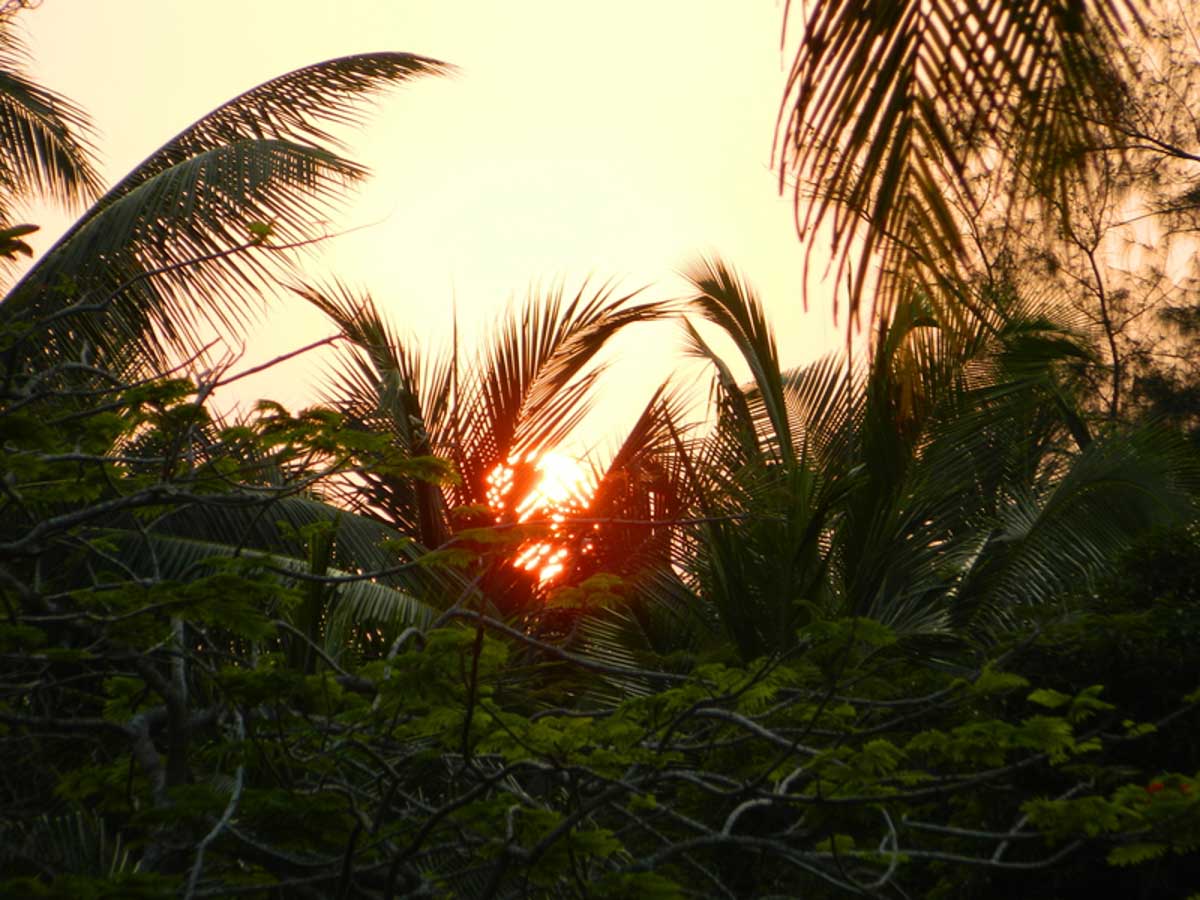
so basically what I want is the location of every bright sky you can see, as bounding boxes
[18,1,840,454]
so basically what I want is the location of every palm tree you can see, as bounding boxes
[639,258,1195,663]
[297,279,678,625]
[0,40,454,663]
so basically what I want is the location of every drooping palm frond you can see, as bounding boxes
[2,52,449,368]
[0,811,133,881]
[568,384,695,581]
[109,529,435,663]
[0,20,101,228]
[835,285,1095,636]
[777,0,1143,325]
[107,52,451,188]
[9,141,365,369]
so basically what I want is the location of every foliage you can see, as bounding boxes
[2,4,1200,897]
[0,47,448,372]
[3,274,1197,896]
[5,410,1200,898]
[777,0,1146,325]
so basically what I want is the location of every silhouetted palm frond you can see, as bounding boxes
[0,20,101,229]
[777,0,1143,326]
[2,53,449,369]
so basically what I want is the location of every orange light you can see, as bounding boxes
[514,452,592,522]
[486,452,593,583]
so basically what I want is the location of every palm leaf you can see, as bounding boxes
[685,257,795,463]
[0,20,101,226]
[0,810,132,879]
[468,281,666,469]
[8,141,363,367]
[146,493,459,606]
[109,529,435,641]
[777,0,1143,325]
[298,281,454,546]
[952,426,1199,631]
[2,52,449,367]
[567,384,694,581]
[780,353,859,469]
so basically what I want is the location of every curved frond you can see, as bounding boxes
[323,578,435,651]
[299,280,454,546]
[147,493,459,605]
[777,0,1143,324]
[685,257,794,462]
[455,281,667,500]
[953,426,1198,630]
[781,353,859,468]
[7,141,362,367]
[0,22,101,225]
[680,318,762,467]
[567,384,695,580]
[108,51,452,194]
[3,52,449,366]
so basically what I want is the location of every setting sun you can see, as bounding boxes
[515,452,592,520]
[486,452,593,582]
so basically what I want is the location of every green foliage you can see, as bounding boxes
[3,8,1199,897]
[3,366,1199,896]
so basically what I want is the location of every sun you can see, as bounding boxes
[515,452,592,519]
[485,451,593,582]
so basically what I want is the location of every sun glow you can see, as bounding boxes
[485,452,593,583]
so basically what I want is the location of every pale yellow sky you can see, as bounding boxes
[17,1,840,453]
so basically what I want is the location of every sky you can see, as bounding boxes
[17,1,842,455]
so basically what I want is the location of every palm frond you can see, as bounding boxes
[953,426,1198,631]
[568,385,694,580]
[8,141,363,367]
[3,52,449,366]
[777,0,1143,324]
[323,577,435,651]
[679,319,763,469]
[780,353,859,469]
[109,528,434,643]
[455,281,667,500]
[298,281,455,545]
[0,21,101,225]
[685,257,794,463]
[490,282,664,454]
[146,494,459,605]
[110,52,451,191]
[0,810,132,879]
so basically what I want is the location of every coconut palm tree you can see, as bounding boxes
[295,279,681,626]
[633,258,1196,663]
[0,39,454,662]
